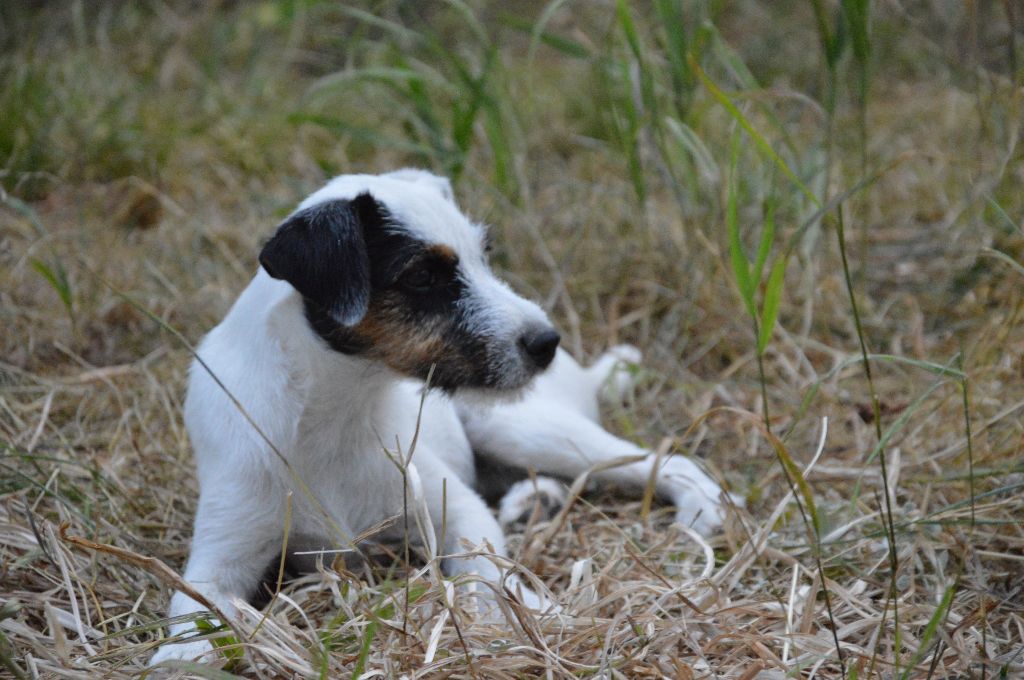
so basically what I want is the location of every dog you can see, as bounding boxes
[150,169,726,665]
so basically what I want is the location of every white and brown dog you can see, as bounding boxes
[150,169,726,664]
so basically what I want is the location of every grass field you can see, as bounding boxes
[2,2,1023,678]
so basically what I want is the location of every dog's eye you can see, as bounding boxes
[399,265,441,292]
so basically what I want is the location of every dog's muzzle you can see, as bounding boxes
[519,326,560,370]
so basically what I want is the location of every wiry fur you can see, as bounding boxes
[150,169,726,666]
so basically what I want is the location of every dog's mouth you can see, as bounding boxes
[409,327,558,395]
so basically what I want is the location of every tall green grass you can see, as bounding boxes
[298,3,521,197]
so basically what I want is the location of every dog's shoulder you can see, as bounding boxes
[184,270,311,455]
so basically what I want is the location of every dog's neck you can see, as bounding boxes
[254,273,405,424]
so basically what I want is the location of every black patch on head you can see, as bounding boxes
[270,191,534,392]
[297,213,505,391]
[259,193,383,326]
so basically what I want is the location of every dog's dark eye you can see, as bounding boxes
[399,265,441,292]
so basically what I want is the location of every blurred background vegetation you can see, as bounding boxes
[3,0,1021,375]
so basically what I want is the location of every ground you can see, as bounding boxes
[1,2,1023,678]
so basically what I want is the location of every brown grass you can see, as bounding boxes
[2,2,1023,678]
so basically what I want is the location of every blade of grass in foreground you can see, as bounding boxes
[765,424,845,679]
[350,619,378,680]
[835,204,902,676]
[725,132,755,318]
[980,247,1024,278]
[907,583,956,680]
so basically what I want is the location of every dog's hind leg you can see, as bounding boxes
[520,346,643,424]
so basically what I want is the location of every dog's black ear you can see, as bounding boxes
[259,194,382,326]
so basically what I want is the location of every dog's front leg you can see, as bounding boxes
[462,404,728,535]
[415,463,552,612]
[149,494,283,666]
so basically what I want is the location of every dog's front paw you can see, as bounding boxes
[673,490,726,536]
[606,343,642,366]
[666,461,736,536]
[595,344,643,403]
[149,638,218,667]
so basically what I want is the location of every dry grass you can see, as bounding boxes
[2,2,1024,678]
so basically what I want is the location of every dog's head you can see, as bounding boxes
[258,169,560,393]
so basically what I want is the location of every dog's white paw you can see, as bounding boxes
[498,477,567,528]
[673,485,746,536]
[595,344,643,403]
[149,638,218,667]
[606,343,643,366]
[665,459,738,536]
[673,490,726,536]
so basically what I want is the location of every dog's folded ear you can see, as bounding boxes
[259,193,382,326]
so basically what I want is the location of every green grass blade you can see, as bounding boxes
[864,354,965,379]
[707,22,760,91]
[525,0,585,69]
[615,0,643,62]
[986,194,1024,235]
[613,55,646,202]
[663,116,719,183]
[957,352,976,530]
[688,54,820,208]
[842,0,871,64]
[29,257,73,317]
[810,0,845,69]
[350,619,378,680]
[308,67,452,96]
[899,583,956,680]
[785,352,963,445]
[440,0,489,46]
[779,155,906,261]
[483,98,516,195]
[726,133,754,316]
[0,193,47,237]
[334,6,421,44]
[753,198,776,284]
[653,0,692,113]
[757,257,785,354]
[615,0,661,204]
[287,113,434,156]
[864,373,948,466]
[449,52,492,155]
[766,430,820,537]
[980,247,1024,278]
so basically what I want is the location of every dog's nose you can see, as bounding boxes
[519,327,560,369]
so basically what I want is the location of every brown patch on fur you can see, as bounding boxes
[424,244,457,263]
[346,291,479,386]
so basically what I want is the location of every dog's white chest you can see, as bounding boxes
[289,379,475,540]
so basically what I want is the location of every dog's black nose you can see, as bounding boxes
[520,327,560,369]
